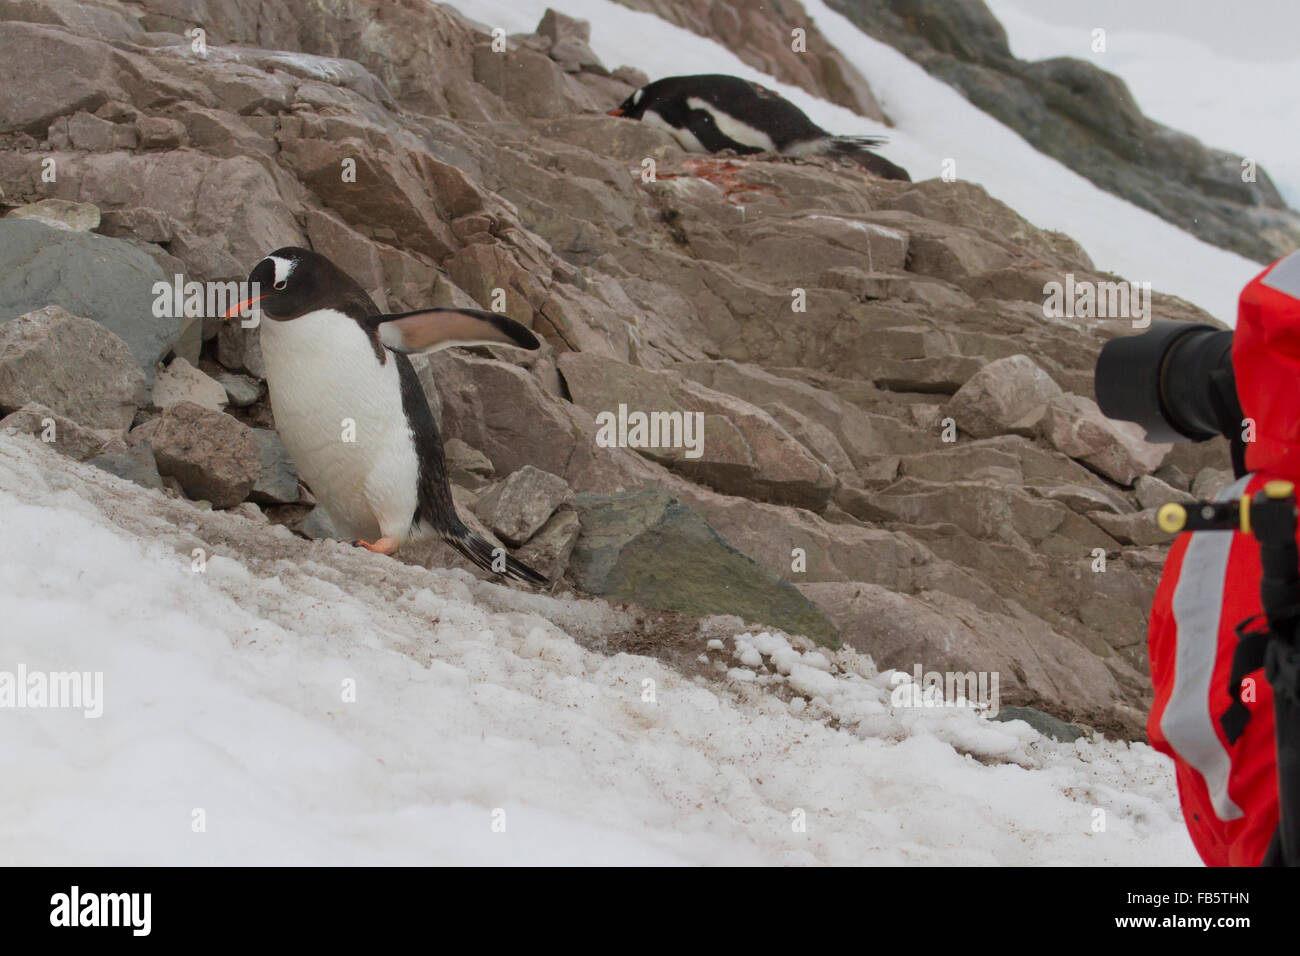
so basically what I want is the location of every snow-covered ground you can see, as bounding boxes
[450,0,1265,324]
[0,438,1197,864]
[987,0,1300,211]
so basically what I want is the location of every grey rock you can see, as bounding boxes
[217,322,266,379]
[0,221,199,381]
[473,464,571,546]
[297,506,341,541]
[0,22,124,134]
[216,371,262,407]
[249,429,299,505]
[538,8,592,43]
[472,42,585,120]
[514,507,581,582]
[88,437,163,490]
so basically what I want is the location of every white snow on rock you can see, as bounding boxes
[450,0,1263,323]
[0,436,1197,864]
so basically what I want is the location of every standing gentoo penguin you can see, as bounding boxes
[609,74,910,182]
[226,247,547,586]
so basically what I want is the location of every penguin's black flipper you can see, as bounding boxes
[372,308,541,355]
[444,520,549,587]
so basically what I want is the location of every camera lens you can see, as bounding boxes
[1095,320,1235,444]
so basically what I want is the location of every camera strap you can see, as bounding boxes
[1222,614,1272,745]
[1208,364,1247,478]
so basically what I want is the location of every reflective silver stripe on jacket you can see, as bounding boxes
[1164,473,1253,821]
[1262,250,1300,300]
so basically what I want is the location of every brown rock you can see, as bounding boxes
[1088,509,1170,547]
[0,403,110,461]
[151,358,227,412]
[1040,393,1170,485]
[558,351,835,508]
[800,581,1126,729]
[946,354,1062,439]
[0,305,146,431]
[444,438,494,488]
[1134,474,1196,510]
[132,402,260,507]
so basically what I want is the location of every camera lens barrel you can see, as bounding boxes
[1094,320,1233,444]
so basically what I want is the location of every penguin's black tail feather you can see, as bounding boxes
[444,520,548,588]
[829,133,889,150]
[825,136,912,182]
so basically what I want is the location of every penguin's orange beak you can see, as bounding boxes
[607,108,625,116]
[223,295,264,318]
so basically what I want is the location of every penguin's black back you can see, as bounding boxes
[639,74,828,151]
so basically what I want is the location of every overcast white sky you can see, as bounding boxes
[993,0,1300,60]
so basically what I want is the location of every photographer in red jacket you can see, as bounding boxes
[1126,252,1300,866]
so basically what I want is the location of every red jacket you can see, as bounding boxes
[1148,251,1300,866]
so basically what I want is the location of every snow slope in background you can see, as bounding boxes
[987,0,1300,211]
[0,438,1198,864]
[449,0,1262,323]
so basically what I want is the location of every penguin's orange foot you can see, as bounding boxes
[356,537,398,556]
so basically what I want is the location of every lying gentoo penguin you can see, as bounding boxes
[609,74,911,182]
[226,247,547,586]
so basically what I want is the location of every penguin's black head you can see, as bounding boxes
[238,247,356,321]
[608,85,652,120]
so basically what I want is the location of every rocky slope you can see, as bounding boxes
[824,0,1300,263]
[0,0,1236,737]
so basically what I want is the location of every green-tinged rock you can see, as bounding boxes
[994,705,1086,743]
[569,489,840,648]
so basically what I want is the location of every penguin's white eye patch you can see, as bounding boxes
[267,255,296,288]
[632,89,642,105]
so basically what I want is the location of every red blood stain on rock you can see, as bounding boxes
[658,158,782,206]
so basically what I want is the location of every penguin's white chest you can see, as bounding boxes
[259,309,420,543]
